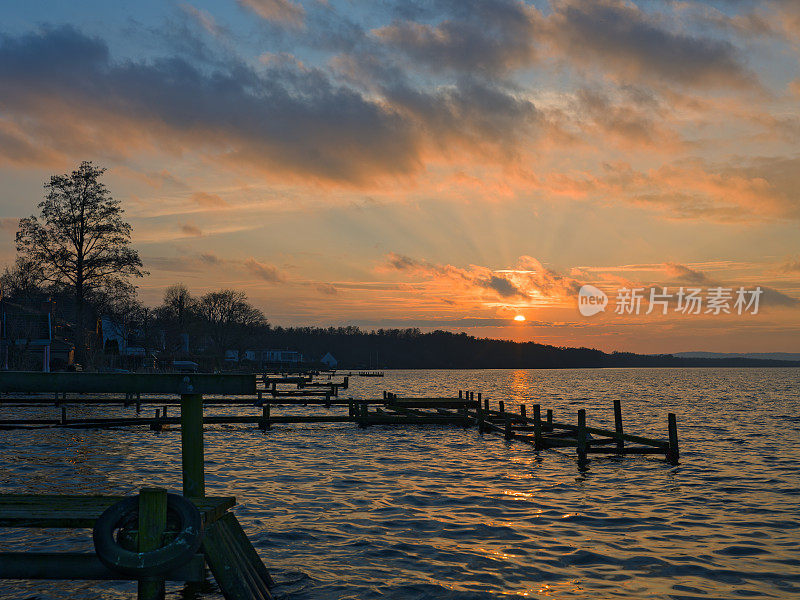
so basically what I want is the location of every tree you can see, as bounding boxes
[196,289,268,360]
[16,161,146,356]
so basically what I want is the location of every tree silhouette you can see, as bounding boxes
[16,161,146,357]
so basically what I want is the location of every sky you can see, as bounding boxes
[0,0,798,354]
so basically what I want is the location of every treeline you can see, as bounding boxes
[261,326,800,369]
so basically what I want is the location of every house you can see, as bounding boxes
[262,349,303,364]
[1,299,73,371]
[320,352,337,368]
[98,315,145,357]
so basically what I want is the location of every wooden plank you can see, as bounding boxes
[386,399,477,409]
[546,421,669,448]
[0,372,256,395]
[203,518,271,600]
[218,513,275,589]
[0,552,205,581]
[216,516,269,600]
[0,495,234,528]
[586,447,665,454]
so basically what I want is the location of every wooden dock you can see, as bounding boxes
[0,371,680,598]
[0,372,274,600]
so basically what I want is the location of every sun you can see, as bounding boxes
[514,315,526,322]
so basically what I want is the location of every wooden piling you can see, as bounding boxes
[613,400,624,454]
[519,404,527,421]
[577,409,588,466]
[504,415,513,440]
[546,409,553,430]
[483,397,489,413]
[180,394,205,498]
[138,487,167,600]
[60,406,67,425]
[667,413,679,465]
[533,404,542,450]
[498,400,505,414]
[260,403,271,431]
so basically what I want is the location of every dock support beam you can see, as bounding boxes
[577,409,588,468]
[180,394,205,498]
[667,413,679,465]
[138,487,167,600]
[533,404,543,450]
[613,399,624,454]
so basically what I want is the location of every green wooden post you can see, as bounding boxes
[533,404,543,450]
[613,399,624,454]
[667,413,679,465]
[181,393,205,498]
[577,409,588,467]
[138,487,167,600]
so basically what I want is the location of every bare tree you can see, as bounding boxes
[197,289,268,359]
[16,161,147,358]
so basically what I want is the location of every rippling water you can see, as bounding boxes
[1,368,799,599]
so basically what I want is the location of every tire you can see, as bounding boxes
[93,493,203,577]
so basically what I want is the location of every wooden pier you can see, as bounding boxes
[0,372,273,600]
[0,371,680,598]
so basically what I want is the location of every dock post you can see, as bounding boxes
[577,409,588,468]
[519,404,527,421]
[483,397,489,413]
[138,487,167,600]
[498,400,505,414]
[259,403,271,431]
[459,390,463,399]
[546,409,553,431]
[60,406,67,425]
[667,413,679,465]
[504,415,513,440]
[477,400,485,434]
[613,399,624,454]
[180,393,205,498]
[533,404,543,450]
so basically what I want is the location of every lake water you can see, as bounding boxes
[1,368,799,599]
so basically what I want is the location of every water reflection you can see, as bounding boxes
[0,368,799,599]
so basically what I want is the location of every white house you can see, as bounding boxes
[320,352,337,368]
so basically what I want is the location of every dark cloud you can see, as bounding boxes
[315,283,338,296]
[478,275,526,298]
[180,223,203,236]
[0,26,419,184]
[547,0,756,89]
[243,257,285,282]
[374,0,541,74]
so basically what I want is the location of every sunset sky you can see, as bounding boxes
[1,0,799,353]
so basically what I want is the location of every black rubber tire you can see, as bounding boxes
[93,493,203,577]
